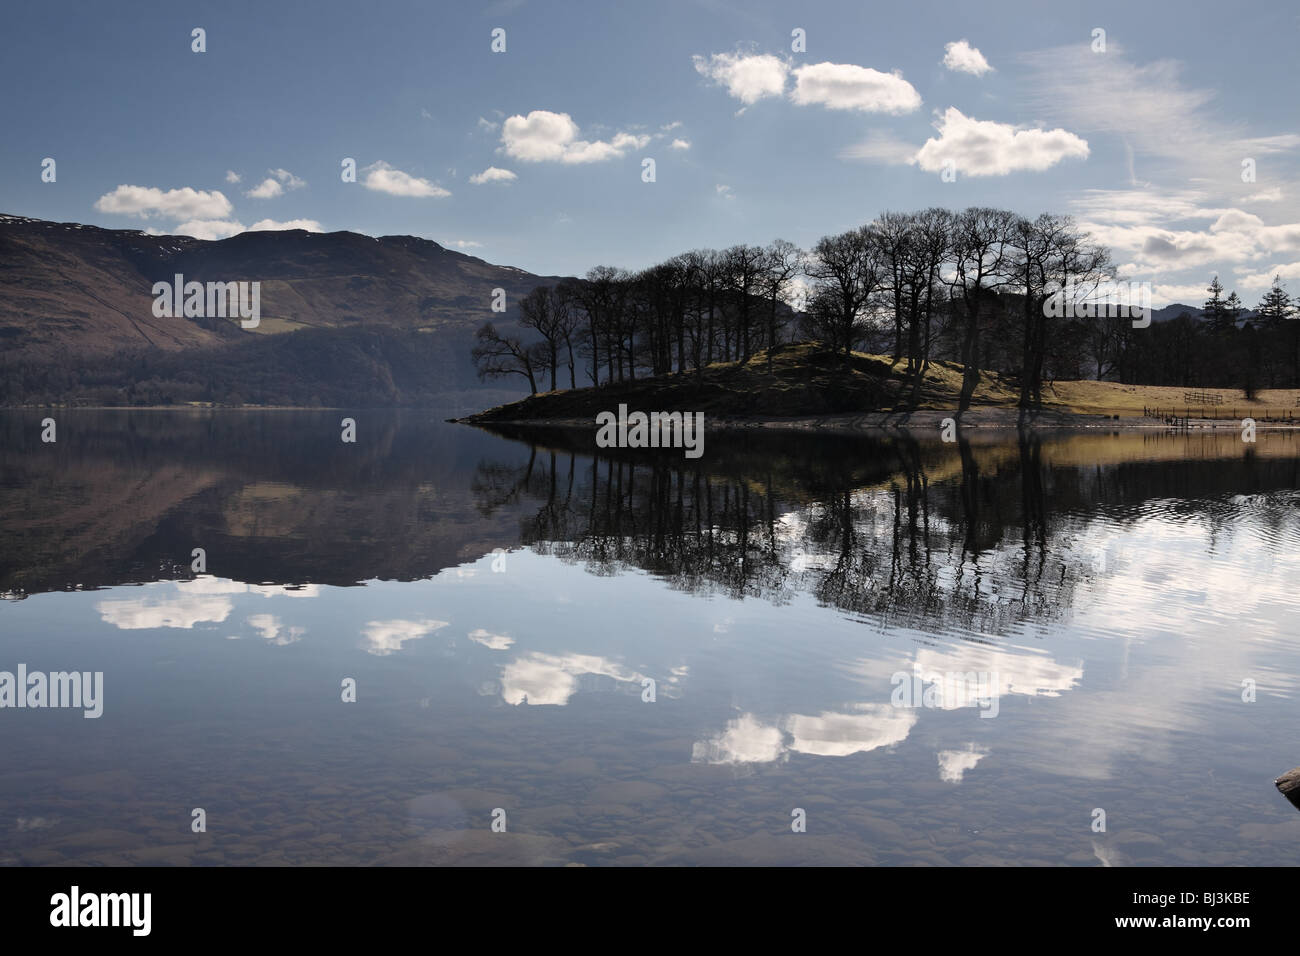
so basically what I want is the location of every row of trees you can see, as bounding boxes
[473,241,806,395]
[474,207,1299,407]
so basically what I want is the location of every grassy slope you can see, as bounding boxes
[1044,379,1300,417]
[466,342,1300,423]
[468,343,969,422]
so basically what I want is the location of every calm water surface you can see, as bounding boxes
[2,409,1299,865]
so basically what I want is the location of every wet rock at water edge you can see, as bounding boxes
[1276,767,1300,810]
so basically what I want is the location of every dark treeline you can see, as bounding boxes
[475,207,1300,407]
[1124,275,1299,395]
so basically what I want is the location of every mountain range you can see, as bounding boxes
[0,214,560,408]
[1150,302,1261,324]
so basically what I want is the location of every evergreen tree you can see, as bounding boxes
[1256,275,1294,327]
[1202,276,1233,335]
[1224,291,1244,327]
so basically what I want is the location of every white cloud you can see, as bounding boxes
[158,218,323,240]
[691,705,916,764]
[715,184,734,200]
[361,618,448,655]
[1150,283,1218,307]
[94,185,233,221]
[500,651,643,706]
[96,592,233,629]
[94,577,318,629]
[692,51,789,104]
[942,40,993,76]
[790,62,922,114]
[1242,188,1284,204]
[452,239,482,249]
[476,116,500,132]
[245,168,305,199]
[500,110,649,164]
[785,706,916,757]
[669,138,691,151]
[1068,187,1214,226]
[361,161,451,198]
[173,219,246,240]
[1076,200,1300,286]
[913,107,1089,176]
[468,628,514,650]
[691,713,787,764]
[469,166,517,185]
[224,170,241,184]
[247,613,303,646]
[248,218,323,232]
[500,111,578,161]
[937,744,989,783]
[564,131,651,163]
[661,120,683,131]
[848,643,1084,706]
[1237,261,1300,287]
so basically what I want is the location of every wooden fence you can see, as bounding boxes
[1143,406,1298,423]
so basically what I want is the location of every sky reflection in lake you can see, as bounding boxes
[2,410,1299,865]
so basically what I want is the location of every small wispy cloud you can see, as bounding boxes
[361,161,451,198]
[245,168,306,200]
[469,166,517,185]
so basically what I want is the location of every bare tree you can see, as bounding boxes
[872,211,915,365]
[518,286,568,391]
[902,208,952,405]
[946,207,1019,412]
[553,280,584,389]
[472,322,542,394]
[762,239,803,369]
[1010,214,1110,411]
[567,266,625,386]
[723,244,768,363]
[806,226,881,358]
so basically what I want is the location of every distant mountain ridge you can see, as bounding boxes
[1151,302,1261,325]
[0,214,562,406]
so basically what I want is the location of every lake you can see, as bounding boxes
[2,409,1299,866]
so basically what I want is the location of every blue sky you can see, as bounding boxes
[2,0,1298,304]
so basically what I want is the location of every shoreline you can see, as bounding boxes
[456,407,1300,432]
